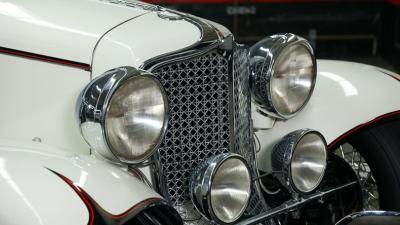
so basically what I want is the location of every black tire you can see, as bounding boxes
[349,118,400,210]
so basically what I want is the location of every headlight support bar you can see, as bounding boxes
[236,181,358,225]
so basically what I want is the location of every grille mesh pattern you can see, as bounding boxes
[233,47,267,217]
[152,47,267,224]
[252,60,274,112]
[233,47,252,161]
[152,51,231,219]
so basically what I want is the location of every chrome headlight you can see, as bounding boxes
[191,154,251,224]
[272,129,327,193]
[250,33,317,119]
[78,67,168,164]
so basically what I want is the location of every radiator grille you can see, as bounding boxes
[233,47,267,216]
[152,51,231,220]
[151,46,266,224]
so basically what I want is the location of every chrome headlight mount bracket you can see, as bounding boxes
[77,66,168,164]
[249,33,317,119]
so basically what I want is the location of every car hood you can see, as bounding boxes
[0,0,153,64]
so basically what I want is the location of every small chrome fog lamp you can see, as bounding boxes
[190,153,251,224]
[249,33,317,119]
[77,67,168,164]
[272,129,327,194]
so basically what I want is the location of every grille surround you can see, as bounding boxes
[145,40,267,224]
[152,49,232,206]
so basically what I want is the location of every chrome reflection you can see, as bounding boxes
[190,153,251,224]
[272,129,328,194]
[77,67,168,164]
[249,33,317,119]
[105,75,167,163]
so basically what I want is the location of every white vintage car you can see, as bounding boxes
[1,0,400,225]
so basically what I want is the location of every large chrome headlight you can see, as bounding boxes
[191,154,251,224]
[272,129,327,193]
[249,33,317,119]
[78,67,168,164]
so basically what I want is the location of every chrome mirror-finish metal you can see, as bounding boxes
[335,211,400,225]
[138,10,267,223]
[272,129,328,194]
[141,24,267,222]
[249,33,317,119]
[77,67,168,164]
[190,153,252,224]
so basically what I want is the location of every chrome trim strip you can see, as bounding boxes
[236,181,358,225]
[140,10,221,70]
[335,210,400,225]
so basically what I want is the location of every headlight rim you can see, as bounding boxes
[102,73,169,164]
[250,33,317,119]
[78,67,169,165]
[209,154,252,224]
[190,153,252,224]
[288,130,328,194]
[272,129,328,194]
[269,40,317,119]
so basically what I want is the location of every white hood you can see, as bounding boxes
[0,0,151,64]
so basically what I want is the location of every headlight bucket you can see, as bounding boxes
[272,129,327,194]
[190,153,252,224]
[77,67,168,164]
[249,33,317,119]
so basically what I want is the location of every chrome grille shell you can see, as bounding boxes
[152,50,231,206]
[144,39,267,224]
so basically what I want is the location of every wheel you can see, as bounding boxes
[339,118,400,210]
[333,143,379,210]
[294,117,400,225]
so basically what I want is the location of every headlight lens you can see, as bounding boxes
[272,129,327,193]
[211,157,251,223]
[290,131,327,193]
[191,154,251,224]
[250,33,317,119]
[78,67,168,164]
[271,44,315,116]
[105,75,167,163]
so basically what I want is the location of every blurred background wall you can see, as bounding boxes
[143,0,400,72]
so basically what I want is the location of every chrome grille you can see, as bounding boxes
[150,45,267,224]
[233,47,267,217]
[152,50,231,219]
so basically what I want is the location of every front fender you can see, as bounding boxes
[256,60,400,172]
[0,140,166,225]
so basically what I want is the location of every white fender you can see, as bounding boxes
[256,60,400,172]
[0,140,161,225]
